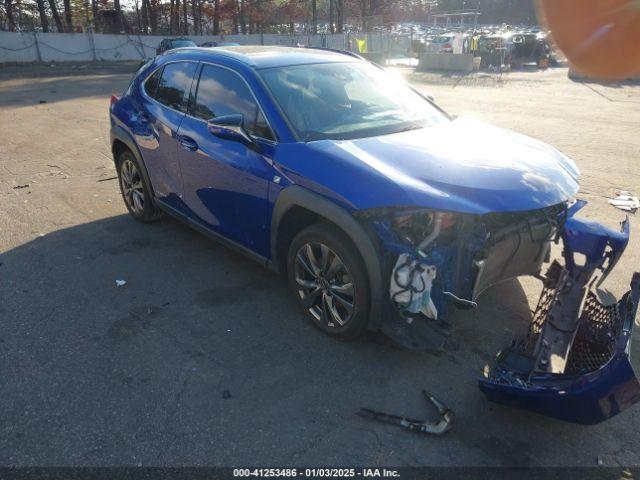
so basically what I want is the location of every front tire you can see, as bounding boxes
[116,149,163,222]
[287,223,370,340]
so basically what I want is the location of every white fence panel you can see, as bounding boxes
[0,31,39,62]
[0,31,392,63]
[93,34,153,60]
[37,33,94,61]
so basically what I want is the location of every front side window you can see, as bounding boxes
[259,61,448,141]
[154,62,197,112]
[192,64,274,140]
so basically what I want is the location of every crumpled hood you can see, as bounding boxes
[287,116,581,214]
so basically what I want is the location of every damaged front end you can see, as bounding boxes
[355,201,567,350]
[356,200,640,424]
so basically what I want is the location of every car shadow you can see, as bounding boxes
[0,214,600,465]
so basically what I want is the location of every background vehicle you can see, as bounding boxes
[426,34,455,53]
[200,41,241,48]
[476,34,512,67]
[155,38,197,55]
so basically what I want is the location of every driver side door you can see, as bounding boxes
[176,63,277,258]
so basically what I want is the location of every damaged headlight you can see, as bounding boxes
[355,208,463,327]
[354,207,458,254]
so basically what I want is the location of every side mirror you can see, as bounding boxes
[207,114,253,146]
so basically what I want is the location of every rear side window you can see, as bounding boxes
[153,62,197,112]
[193,64,274,140]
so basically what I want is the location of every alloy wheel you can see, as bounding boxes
[294,242,355,328]
[120,158,145,215]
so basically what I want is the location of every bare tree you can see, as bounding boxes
[238,0,246,33]
[63,0,72,30]
[213,0,219,34]
[146,0,157,34]
[182,0,187,34]
[36,0,49,31]
[191,0,199,34]
[140,0,148,32]
[48,0,65,31]
[329,0,334,33]
[91,0,99,31]
[113,0,123,31]
[170,0,179,33]
[134,0,141,32]
[4,0,17,30]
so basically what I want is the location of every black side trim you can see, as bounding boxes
[157,199,271,268]
[270,186,383,328]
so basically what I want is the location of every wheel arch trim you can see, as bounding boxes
[110,125,157,201]
[271,186,383,327]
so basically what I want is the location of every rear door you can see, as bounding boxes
[176,63,276,257]
[137,61,197,206]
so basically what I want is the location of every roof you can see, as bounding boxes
[164,45,361,69]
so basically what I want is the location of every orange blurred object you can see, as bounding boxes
[538,0,640,80]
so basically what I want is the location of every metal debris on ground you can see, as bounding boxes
[356,390,453,435]
[115,279,126,287]
[609,190,639,213]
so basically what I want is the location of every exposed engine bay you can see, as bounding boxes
[355,200,640,424]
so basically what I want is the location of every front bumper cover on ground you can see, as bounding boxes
[479,263,640,424]
[479,202,640,424]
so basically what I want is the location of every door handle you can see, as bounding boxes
[178,135,198,152]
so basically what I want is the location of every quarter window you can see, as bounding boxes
[154,62,197,112]
[193,64,274,140]
[144,67,162,98]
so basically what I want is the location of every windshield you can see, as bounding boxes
[259,62,448,141]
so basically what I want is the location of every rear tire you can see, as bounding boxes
[116,149,163,223]
[287,223,370,340]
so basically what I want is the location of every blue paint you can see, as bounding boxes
[561,201,629,281]
[479,349,640,425]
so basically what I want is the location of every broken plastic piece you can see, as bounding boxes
[356,390,453,435]
[115,279,127,287]
[561,200,629,287]
[609,190,639,213]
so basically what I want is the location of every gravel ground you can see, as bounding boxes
[1,62,639,467]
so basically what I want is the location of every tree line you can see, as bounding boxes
[1,0,537,35]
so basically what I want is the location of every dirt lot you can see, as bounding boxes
[1,62,639,467]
